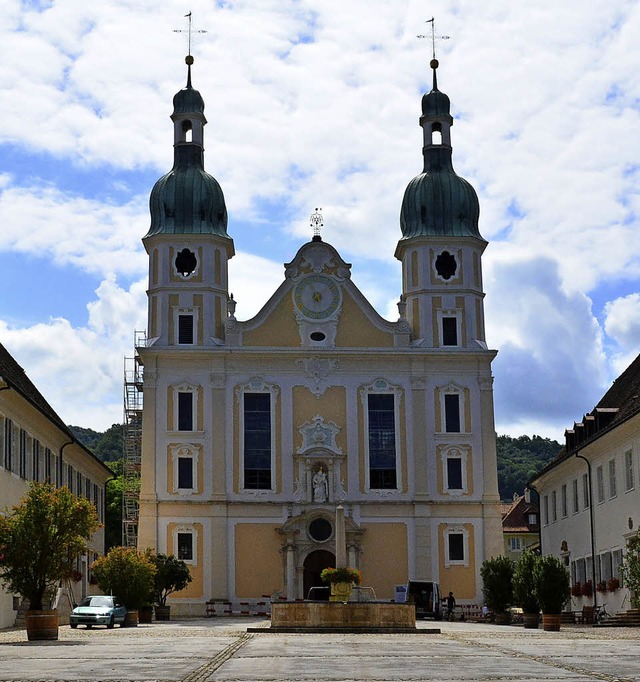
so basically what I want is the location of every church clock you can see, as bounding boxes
[293,275,342,320]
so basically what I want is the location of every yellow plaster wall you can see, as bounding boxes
[152,249,158,286]
[167,523,204,598]
[166,386,174,431]
[437,523,476,600]
[360,523,408,599]
[234,524,283,597]
[431,296,442,347]
[412,298,420,338]
[214,249,221,286]
[335,292,393,348]
[242,294,300,347]
[411,251,418,287]
[194,294,203,344]
[168,294,179,344]
[463,388,471,433]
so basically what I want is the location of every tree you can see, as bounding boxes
[0,482,100,611]
[104,462,124,551]
[532,555,570,614]
[512,550,539,614]
[621,532,640,608]
[496,435,560,500]
[91,546,156,610]
[151,553,192,606]
[480,555,514,615]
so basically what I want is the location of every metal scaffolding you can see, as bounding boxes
[122,331,145,548]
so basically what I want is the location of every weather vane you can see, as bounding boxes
[173,12,207,56]
[417,17,450,60]
[310,208,323,240]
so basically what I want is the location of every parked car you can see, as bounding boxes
[69,595,127,629]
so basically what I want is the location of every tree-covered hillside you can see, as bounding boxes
[496,434,561,501]
[69,423,123,463]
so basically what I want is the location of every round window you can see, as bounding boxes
[308,517,332,543]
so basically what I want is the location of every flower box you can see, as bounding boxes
[320,567,361,585]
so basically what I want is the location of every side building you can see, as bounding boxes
[530,353,640,617]
[0,342,112,627]
[501,491,540,560]
[137,55,503,615]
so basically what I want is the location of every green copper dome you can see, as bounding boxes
[400,64,482,241]
[147,148,229,237]
[145,60,229,239]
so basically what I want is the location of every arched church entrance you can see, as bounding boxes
[303,549,335,600]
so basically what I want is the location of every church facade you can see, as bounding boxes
[137,55,503,614]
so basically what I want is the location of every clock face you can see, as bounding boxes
[293,275,341,320]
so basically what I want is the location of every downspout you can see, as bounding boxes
[575,451,598,612]
[59,440,74,488]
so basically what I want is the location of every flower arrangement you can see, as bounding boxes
[607,577,620,592]
[571,582,582,597]
[320,567,361,585]
[581,581,593,597]
[596,580,608,593]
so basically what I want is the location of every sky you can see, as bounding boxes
[1,0,639,441]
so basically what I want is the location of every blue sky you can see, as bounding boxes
[1,0,639,439]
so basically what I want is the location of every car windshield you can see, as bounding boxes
[80,596,113,608]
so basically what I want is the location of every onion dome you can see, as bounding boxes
[146,56,229,238]
[399,59,482,240]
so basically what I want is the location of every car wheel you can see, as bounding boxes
[70,623,77,629]
[107,616,115,629]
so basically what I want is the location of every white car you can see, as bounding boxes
[69,595,127,629]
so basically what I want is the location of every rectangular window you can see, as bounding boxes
[509,537,522,551]
[542,495,549,525]
[583,472,590,508]
[177,457,194,489]
[625,450,635,491]
[576,557,586,584]
[561,484,567,518]
[44,448,52,482]
[444,394,461,433]
[608,459,617,498]
[528,513,537,525]
[600,551,613,582]
[243,393,272,489]
[19,429,27,479]
[551,490,557,522]
[586,555,593,585]
[612,549,623,581]
[177,532,193,561]
[572,478,579,513]
[31,440,39,482]
[368,394,397,489]
[446,457,463,490]
[448,533,464,562]
[77,471,83,496]
[178,314,194,344]
[596,465,605,503]
[442,317,458,346]
[68,464,74,493]
[3,419,12,471]
[177,392,194,431]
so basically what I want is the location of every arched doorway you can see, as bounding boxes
[303,549,335,600]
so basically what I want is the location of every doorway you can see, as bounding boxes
[303,549,335,600]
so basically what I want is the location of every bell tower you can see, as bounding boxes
[395,59,487,351]
[143,55,234,348]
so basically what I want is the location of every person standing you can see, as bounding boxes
[447,591,456,621]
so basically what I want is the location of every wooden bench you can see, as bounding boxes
[574,605,594,624]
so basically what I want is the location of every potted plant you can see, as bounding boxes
[581,580,593,598]
[532,555,571,631]
[91,546,156,626]
[607,577,620,592]
[150,553,192,620]
[596,580,608,594]
[0,482,99,641]
[480,556,514,624]
[571,582,582,598]
[513,550,540,629]
[320,567,361,602]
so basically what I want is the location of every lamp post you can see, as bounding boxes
[576,451,598,612]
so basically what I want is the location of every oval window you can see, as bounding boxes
[310,332,326,342]
[309,518,332,543]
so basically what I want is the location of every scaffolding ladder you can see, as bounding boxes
[122,331,145,548]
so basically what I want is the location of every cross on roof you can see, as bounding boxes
[173,12,207,56]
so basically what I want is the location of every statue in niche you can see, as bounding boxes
[312,467,328,503]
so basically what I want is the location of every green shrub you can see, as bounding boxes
[480,555,514,613]
[533,555,570,614]
[91,546,156,610]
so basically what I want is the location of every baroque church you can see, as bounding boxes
[137,54,503,614]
